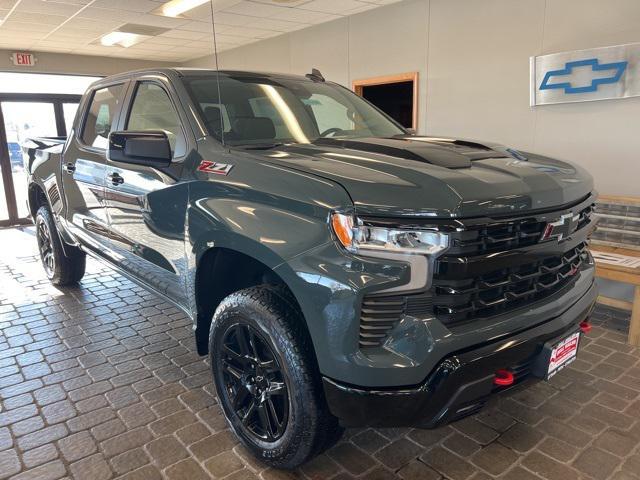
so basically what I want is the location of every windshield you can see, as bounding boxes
[184,74,405,146]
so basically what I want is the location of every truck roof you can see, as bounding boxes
[89,67,316,89]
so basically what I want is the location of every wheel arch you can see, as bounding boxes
[193,245,309,356]
[27,181,48,219]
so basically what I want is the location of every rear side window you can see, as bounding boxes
[126,82,186,157]
[81,84,124,149]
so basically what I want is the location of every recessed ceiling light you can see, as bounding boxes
[156,0,210,17]
[100,32,150,48]
[97,25,169,48]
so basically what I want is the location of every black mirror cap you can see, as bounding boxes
[108,131,172,168]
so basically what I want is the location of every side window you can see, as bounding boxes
[81,84,124,149]
[126,82,186,157]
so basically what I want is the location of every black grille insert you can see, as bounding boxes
[432,243,589,325]
[449,204,594,256]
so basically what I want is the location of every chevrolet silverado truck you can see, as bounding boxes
[25,68,598,468]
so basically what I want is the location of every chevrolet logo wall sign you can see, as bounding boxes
[530,42,640,105]
[540,213,580,243]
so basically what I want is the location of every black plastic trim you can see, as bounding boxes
[324,285,596,428]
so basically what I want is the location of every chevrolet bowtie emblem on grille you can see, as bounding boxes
[540,213,580,242]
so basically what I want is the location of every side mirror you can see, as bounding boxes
[405,128,417,135]
[108,131,172,168]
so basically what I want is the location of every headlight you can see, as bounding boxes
[331,213,448,256]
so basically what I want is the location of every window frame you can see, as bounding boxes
[78,81,128,153]
[124,79,188,161]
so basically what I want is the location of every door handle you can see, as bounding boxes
[64,163,76,174]
[108,172,124,186]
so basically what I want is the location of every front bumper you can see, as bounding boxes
[322,280,596,428]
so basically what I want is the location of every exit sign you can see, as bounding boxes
[11,52,36,66]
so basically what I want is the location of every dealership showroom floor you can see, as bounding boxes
[2,0,640,479]
[0,229,638,480]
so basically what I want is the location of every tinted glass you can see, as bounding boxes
[184,75,404,146]
[81,84,124,149]
[126,82,185,157]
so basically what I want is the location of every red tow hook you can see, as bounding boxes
[493,369,514,387]
[579,321,592,334]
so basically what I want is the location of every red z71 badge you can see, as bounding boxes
[197,160,233,176]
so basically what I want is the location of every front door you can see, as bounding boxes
[61,83,127,255]
[104,78,190,309]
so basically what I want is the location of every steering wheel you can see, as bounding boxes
[319,127,344,138]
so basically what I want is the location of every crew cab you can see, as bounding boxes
[25,68,598,468]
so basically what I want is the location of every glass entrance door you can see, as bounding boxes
[0,96,81,226]
[1,102,58,221]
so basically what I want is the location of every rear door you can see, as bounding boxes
[104,75,191,308]
[61,82,128,254]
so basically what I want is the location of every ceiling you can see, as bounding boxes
[0,0,402,62]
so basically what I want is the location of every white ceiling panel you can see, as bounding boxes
[299,0,375,15]
[16,0,82,16]
[1,19,55,33]
[225,2,300,18]
[76,7,135,21]
[138,35,188,46]
[90,0,159,13]
[159,29,207,40]
[178,20,217,33]
[0,0,18,9]
[0,0,408,62]
[8,11,68,24]
[251,0,311,6]
[129,13,191,29]
[211,12,261,27]
[263,7,339,23]
[242,17,307,32]
[63,17,122,31]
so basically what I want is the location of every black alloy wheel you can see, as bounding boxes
[36,214,55,277]
[210,286,344,468]
[35,205,86,286]
[219,323,289,442]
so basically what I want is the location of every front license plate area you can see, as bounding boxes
[532,331,581,380]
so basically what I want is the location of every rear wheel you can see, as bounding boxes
[209,286,343,469]
[35,206,86,286]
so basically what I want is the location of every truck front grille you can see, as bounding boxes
[450,204,594,256]
[432,242,589,325]
[358,196,596,348]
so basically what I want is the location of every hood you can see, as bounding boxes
[248,136,594,218]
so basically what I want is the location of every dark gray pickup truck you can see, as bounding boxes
[25,67,598,468]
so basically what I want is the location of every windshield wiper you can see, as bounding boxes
[238,143,286,150]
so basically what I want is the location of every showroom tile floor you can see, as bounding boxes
[0,226,639,480]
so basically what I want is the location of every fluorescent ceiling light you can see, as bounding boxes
[100,32,149,48]
[158,0,209,17]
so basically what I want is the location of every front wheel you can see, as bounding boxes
[209,286,343,469]
[35,206,86,286]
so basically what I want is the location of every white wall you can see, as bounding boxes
[186,0,640,196]
[0,50,173,77]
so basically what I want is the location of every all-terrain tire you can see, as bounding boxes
[209,285,343,469]
[35,205,86,286]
